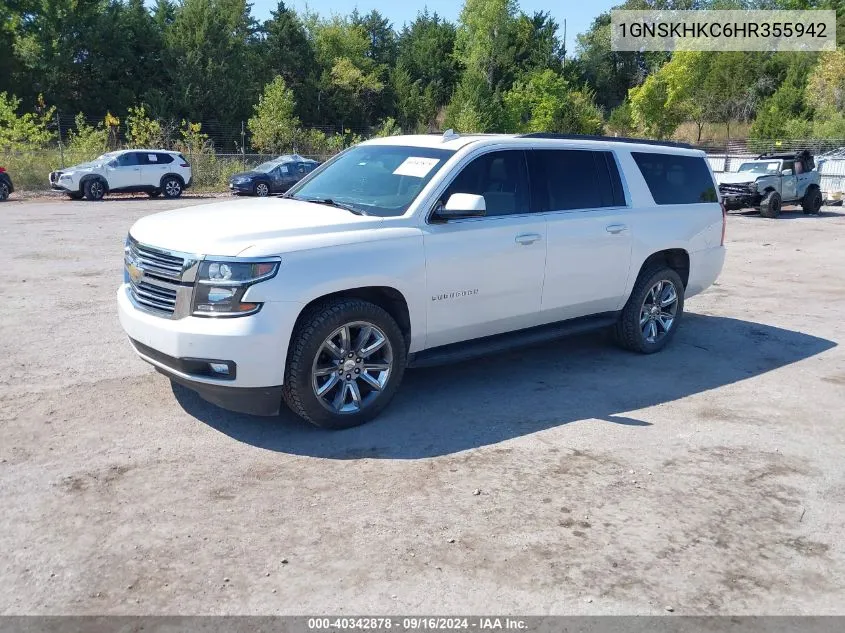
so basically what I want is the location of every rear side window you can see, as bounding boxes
[631,152,717,204]
[528,149,625,212]
[156,153,174,164]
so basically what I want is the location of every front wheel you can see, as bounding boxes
[255,182,270,197]
[283,299,407,429]
[614,266,685,354]
[83,179,106,201]
[802,187,823,215]
[162,177,183,199]
[760,190,781,218]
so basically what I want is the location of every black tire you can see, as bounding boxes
[161,176,183,199]
[760,190,781,218]
[66,191,84,200]
[83,178,106,201]
[0,182,9,201]
[148,189,162,199]
[801,187,823,215]
[283,298,407,429]
[614,265,685,354]
[255,181,270,197]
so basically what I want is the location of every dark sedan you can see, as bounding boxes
[0,167,13,201]
[229,155,320,196]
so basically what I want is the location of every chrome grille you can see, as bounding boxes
[125,236,200,319]
[129,279,178,316]
[129,241,185,281]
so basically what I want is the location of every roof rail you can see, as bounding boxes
[518,133,693,149]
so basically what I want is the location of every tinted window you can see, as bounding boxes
[440,150,529,217]
[632,152,717,204]
[528,150,624,212]
[116,152,140,167]
[156,153,174,164]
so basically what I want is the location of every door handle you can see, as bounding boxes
[606,224,627,234]
[515,233,542,245]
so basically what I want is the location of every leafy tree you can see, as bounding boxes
[629,73,684,140]
[806,49,845,113]
[162,0,260,132]
[0,91,55,150]
[606,101,636,136]
[443,70,503,133]
[503,69,602,134]
[394,11,458,130]
[455,0,518,92]
[126,104,163,147]
[247,76,300,153]
[701,52,764,140]
[260,2,318,124]
[67,113,109,156]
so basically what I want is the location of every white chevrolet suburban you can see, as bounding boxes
[118,133,726,429]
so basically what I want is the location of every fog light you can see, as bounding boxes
[209,362,230,375]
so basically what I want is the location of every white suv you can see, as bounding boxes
[50,149,192,200]
[118,133,726,429]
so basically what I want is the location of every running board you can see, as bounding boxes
[407,312,619,369]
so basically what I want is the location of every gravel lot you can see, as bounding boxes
[1,195,844,615]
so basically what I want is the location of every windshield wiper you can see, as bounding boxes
[294,196,369,215]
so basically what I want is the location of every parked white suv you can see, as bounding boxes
[50,149,192,200]
[118,133,726,429]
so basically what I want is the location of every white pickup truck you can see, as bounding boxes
[118,133,726,429]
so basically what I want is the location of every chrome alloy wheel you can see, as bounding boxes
[164,179,181,197]
[640,279,679,344]
[311,321,394,414]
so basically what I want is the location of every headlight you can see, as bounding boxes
[232,177,248,184]
[192,259,280,317]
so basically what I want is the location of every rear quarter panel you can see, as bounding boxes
[615,149,725,303]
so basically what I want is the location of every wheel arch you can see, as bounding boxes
[79,173,107,193]
[290,286,412,354]
[160,172,185,188]
[636,248,690,289]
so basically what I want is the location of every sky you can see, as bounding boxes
[251,0,619,55]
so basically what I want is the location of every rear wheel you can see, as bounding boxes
[760,190,781,218]
[614,266,685,354]
[0,182,9,201]
[255,182,270,197]
[83,179,106,201]
[802,187,823,215]
[162,177,183,199]
[283,298,407,429]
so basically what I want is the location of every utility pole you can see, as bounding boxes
[56,111,65,168]
[241,121,246,170]
[562,19,567,70]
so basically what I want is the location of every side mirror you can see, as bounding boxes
[781,169,793,176]
[435,193,486,220]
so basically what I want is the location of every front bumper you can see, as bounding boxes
[719,189,762,210]
[117,284,303,414]
[229,181,254,194]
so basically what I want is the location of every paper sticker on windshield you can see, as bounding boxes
[393,157,440,178]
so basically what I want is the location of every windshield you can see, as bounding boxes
[287,145,455,217]
[737,161,780,174]
[253,160,281,173]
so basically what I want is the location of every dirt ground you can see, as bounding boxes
[1,195,844,615]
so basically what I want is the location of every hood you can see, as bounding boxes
[718,172,766,185]
[61,161,101,173]
[229,171,267,181]
[128,197,384,256]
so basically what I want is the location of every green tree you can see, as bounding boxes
[629,73,684,140]
[393,10,458,130]
[260,2,318,124]
[443,69,503,133]
[0,92,55,150]
[455,0,518,92]
[248,76,300,153]
[125,104,163,147]
[503,69,602,134]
